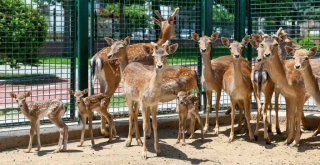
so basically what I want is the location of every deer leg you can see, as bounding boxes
[253,87,261,138]
[151,105,160,156]
[146,107,152,139]
[141,105,149,159]
[176,113,182,144]
[25,120,36,153]
[181,114,187,146]
[292,101,304,146]
[36,120,41,151]
[204,90,212,133]
[214,90,221,134]
[50,118,67,153]
[99,83,108,136]
[189,113,195,139]
[88,112,95,147]
[284,98,295,145]
[275,91,281,134]
[78,115,86,147]
[229,98,236,142]
[262,102,271,144]
[268,102,272,133]
[97,108,114,142]
[194,111,204,141]
[312,123,320,137]
[237,102,244,134]
[125,99,134,147]
[134,101,142,146]
[244,97,255,141]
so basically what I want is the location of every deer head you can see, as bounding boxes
[152,7,180,40]
[255,34,282,61]
[191,32,219,54]
[69,89,88,105]
[106,37,130,60]
[177,91,191,105]
[221,35,250,60]
[142,41,179,70]
[285,46,318,70]
[10,92,31,108]
[250,33,270,62]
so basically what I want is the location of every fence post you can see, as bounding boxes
[77,1,89,92]
[89,0,95,95]
[200,0,212,112]
[247,0,252,62]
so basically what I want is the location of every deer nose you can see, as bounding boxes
[107,54,113,59]
[264,53,271,57]
[295,64,301,69]
[257,58,262,62]
[157,64,163,69]
[234,54,240,58]
[201,49,207,53]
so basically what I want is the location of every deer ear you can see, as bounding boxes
[168,16,174,25]
[191,32,200,42]
[152,17,161,26]
[69,90,75,95]
[251,34,261,41]
[142,45,153,55]
[211,32,219,42]
[167,43,179,54]
[104,37,114,45]
[82,89,88,95]
[241,35,250,46]
[309,47,318,57]
[249,40,259,48]
[221,37,230,47]
[10,93,17,98]
[25,91,31,97]
[285,46,295,56]
[123,36,130,46]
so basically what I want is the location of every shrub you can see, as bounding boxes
[0,0,48,65]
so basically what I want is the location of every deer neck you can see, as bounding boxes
[201,52,214,82]
[265,53,296,97]
[149,69,163,94]
[232,59,245,84]
[20,103,30,116]
[118,50,129,74]
[300,64,320,106]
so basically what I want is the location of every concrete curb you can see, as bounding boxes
[0,111,319,151]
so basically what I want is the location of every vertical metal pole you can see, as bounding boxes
[247,0,252,62]
[239,0,246,40]
[77,0,88,91]
[90,0,94,95]
[200,0,212,112]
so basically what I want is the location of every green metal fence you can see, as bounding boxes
[0,0,76,126]
[0,0,319,127]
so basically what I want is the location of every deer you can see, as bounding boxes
[121,41,178,159]
[285,46,320,136]
[69,89,117,147]
[90,8,180,136]
[191,32,234,134]
[176,91,204,145]
[10,92,68,153]
[106,37,199,148]
[221,35,255,142]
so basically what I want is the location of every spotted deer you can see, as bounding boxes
[10,92,68,153]
[285,46,320,136]
[176,91,204,145]
[106,37,199,147]
[90,8,180,136]
[69,89,116,147]
[221,36,255,142]
[192,32,236,134]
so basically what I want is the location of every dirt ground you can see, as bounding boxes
[1,121,320,165]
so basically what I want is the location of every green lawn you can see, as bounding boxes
[0,73,43,79]
[110,95,126,107]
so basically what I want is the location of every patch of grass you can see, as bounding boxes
[110,95,127,107]
[0,73,43,79]
[39,57,76,65]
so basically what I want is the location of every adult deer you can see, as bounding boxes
[122,41,178,159]
[221,36,255,142]
[10,92,68,153]
[106,37,198,148]
[285,46,320,136]
[90,8,180,135]
[90,8,180,136]
[191,32,234,134]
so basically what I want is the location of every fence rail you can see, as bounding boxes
[0,0,319,127]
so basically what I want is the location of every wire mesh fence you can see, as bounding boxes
[0,0,76,126]
[0,0,319,127]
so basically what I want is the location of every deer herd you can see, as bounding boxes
[9,8,320,159]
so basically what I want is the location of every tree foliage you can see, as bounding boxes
[0,0,48,64]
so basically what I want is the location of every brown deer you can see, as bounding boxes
[285,46,320,136]
[221,36,255,142]
[106,37,199,147]
[122,41,179,159]
[69,89,117,147]
[90,8,180,136]
[191,32,233,134]
[10,92,68,153]
[176,91,204,145]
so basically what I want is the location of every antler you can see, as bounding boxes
[171,7,180,18]
[154,10,165,21]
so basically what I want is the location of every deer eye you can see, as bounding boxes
[305,57,309,60]
[273,43,278,46]
[260,44,264,47]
